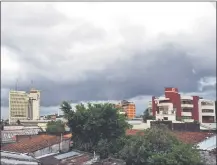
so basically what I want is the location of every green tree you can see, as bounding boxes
[118,125,204,165]
[16,119,21,125]
[61,102,131,157]
[46,120,65,135]
[143,108,155,122]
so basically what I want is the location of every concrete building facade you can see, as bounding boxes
[9,89,40,124]
[116,100,136,119]
[9,91,29,124]
[148,87,216,124]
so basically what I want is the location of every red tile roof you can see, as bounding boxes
[1,135,61,153]
[126,129,144,136]
[126,129,214,144]
[172,131,214,144]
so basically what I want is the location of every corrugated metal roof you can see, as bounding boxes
[1,158,39,165]
[54,151,81,160]
[197,135,216,151]
[0,151,39,165]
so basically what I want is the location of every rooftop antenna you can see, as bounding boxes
[15,79,18,91]
[30,80,34,90]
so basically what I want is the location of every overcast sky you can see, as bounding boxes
[1,2,216,119]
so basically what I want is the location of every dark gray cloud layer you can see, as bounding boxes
[1,2,216,108]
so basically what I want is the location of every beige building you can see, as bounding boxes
[9,89,40,124]
[29,89,40,120]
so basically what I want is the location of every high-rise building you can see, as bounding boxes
[117,100,136,119]
[147,87,216,124]
[9,89,40,124]
[29,89,40,120]
[9,91,29,124]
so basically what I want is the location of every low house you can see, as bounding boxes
[1,126,43,144]
[93,158,126,165]
[38,150,99,165]
[1,150,41,165]
[1,134,71,157]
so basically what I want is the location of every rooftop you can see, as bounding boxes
[126,129,215,144]
[0,150,40,165]
[38,150,99,165]
[1,128,43,143]
[1,134,64,153]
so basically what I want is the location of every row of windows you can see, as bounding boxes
[202,109,214,113]
[10,104,27,107]
[11,113,26,115]
[201,102,214,106]
[10,97,27,100]
[156,100,214,106]
[182,108,192,112]
[181,100,193,104]
[11,114,26,117]
[11,109,27,111]
[10,99,27,102]
[182,116,192,119]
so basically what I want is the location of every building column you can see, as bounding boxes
[192,96,199,121]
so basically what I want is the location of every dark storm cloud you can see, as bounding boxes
[1,2,216,108]
[1,42,215,107]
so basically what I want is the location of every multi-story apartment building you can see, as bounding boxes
[147,87,216,124]
[9,89,40,124]
[9,90,29,124]
[116,100,136,119]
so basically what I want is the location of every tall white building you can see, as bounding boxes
[9,88,40,124]
[29,89,40,120]
[9,90,29,124]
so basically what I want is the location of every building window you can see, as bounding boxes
[202,116,214,123]
[181,100,193,104]
[182,116,192,119]
[163,117,168,120]
[159,100,171,104]
[202,109,214,113]
[182,108,192,112]
[201,101,214,106]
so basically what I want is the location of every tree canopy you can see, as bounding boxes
[46,120,65,135]
[61,101,204,164]
[61,102,131,157]
[16,119,21,125]
[118,125,204,165]
[143,108,155,122]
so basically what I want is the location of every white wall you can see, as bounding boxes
[29,90,40,120]
[147,120,154,128]
[155,115,176,121]
[132,123,149,130]
[127,120,143,125]
[198,100,215,124]
[33,140,70,157]
[181,112,192,116]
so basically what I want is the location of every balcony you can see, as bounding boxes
[181,112,192,116]
[181,100,193,108]
[201,113,215,116]
[200,101,214,109]
[181,104,193,108]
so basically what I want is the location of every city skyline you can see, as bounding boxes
[2,2,216,119]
